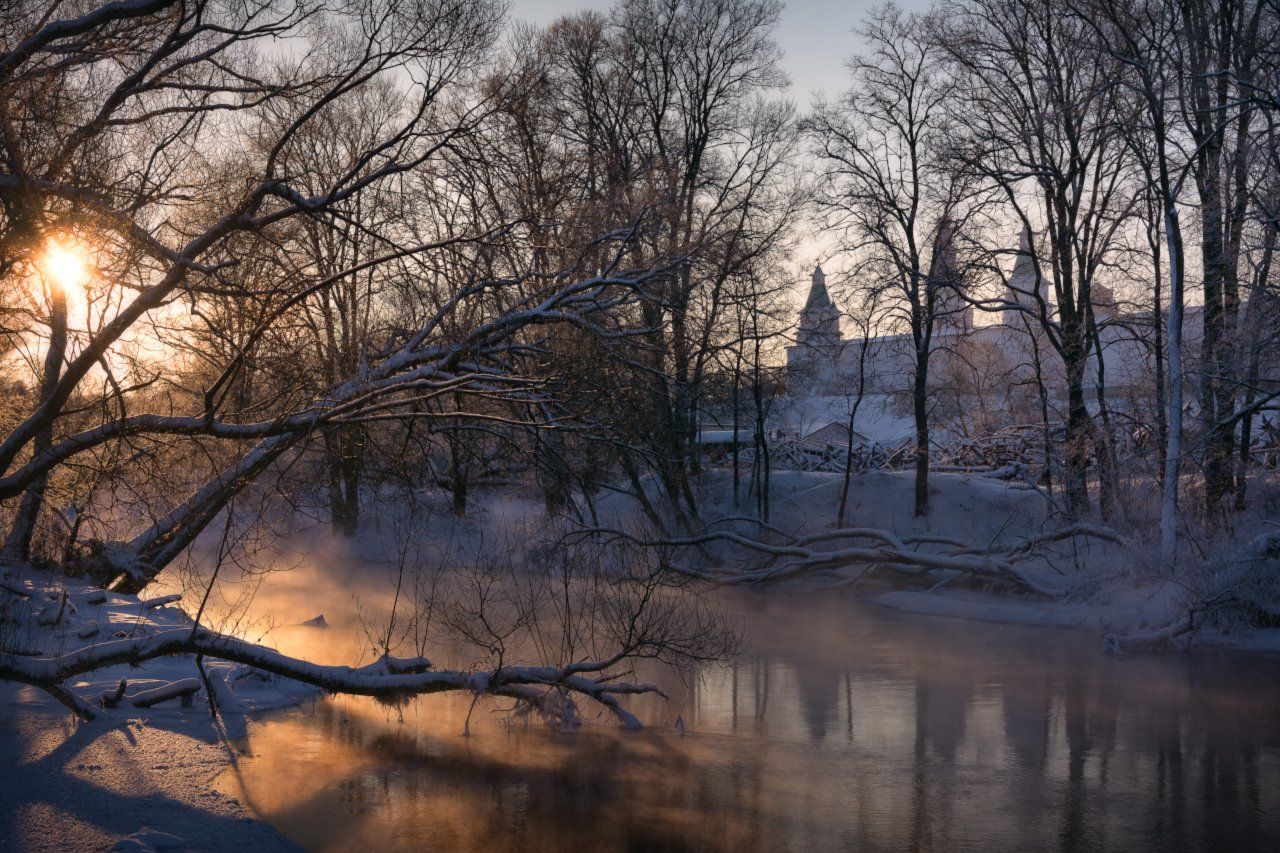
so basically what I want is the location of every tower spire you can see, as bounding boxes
[804,264,831,311]
[796,263,840,351]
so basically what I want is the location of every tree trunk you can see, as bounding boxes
[913,358,930,518]
[1063,361,1092,517]
[1233,218,1275,512]
[1161,199,1186,568]
[4,285,68,560]
[1089,313,1119,522]
[731,363,741,508]
[1198,180,1233,528]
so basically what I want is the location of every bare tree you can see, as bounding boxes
[1172,0,1272,528]
[834,287,882,527]
[937,0,1137,516]
[1075,0,1196,561]
[807,6,970,517]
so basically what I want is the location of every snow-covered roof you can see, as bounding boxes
[774,394,915,446]
[802,421,870,448]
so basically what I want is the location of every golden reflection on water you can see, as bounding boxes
[218,583,1280,852]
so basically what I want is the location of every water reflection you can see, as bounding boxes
[221,591,1280,852]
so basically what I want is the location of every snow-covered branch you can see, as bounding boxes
[0,626,663,729]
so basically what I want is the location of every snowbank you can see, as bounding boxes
[1,570,322,849]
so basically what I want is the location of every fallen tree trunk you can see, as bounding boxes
[129,677,201,708]
[0,626,664,728]
[581,522,1131,599]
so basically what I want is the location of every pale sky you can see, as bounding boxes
[508,0,931,106]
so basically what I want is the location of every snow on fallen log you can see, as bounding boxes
[140,594,182,611]
[203,663,248,718]
[1104,615,1194,654]
[354,654,434,676]
[1001,523,1131,561]
[585,525,1069,597]
[128,678,201,708]
[76,621,100,639]
[100,678,127,708]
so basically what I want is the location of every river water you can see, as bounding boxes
[217,582,1280,852]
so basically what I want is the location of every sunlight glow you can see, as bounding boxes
[41,240,90,297]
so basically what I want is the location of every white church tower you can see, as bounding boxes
[797,265,840,349]
[931,217,974,331]
[1003,226,1052,325]
[788,265,842,394]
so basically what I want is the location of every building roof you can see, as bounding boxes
[802,421,870,448]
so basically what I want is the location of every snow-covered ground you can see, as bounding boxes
[0,706,300,851]
[0,574,317,850]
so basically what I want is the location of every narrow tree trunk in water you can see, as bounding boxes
[325,429,363,537]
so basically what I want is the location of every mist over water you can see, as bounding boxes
[219,568,1280,852]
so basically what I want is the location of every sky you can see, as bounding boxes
[508,0,930,110]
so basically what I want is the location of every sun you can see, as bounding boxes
[41,240,90,297]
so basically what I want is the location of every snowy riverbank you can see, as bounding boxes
[687,467,1280,656]
[0,705,300,852]
[1,572,318,850]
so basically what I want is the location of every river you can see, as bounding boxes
[214,570,1280,852]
